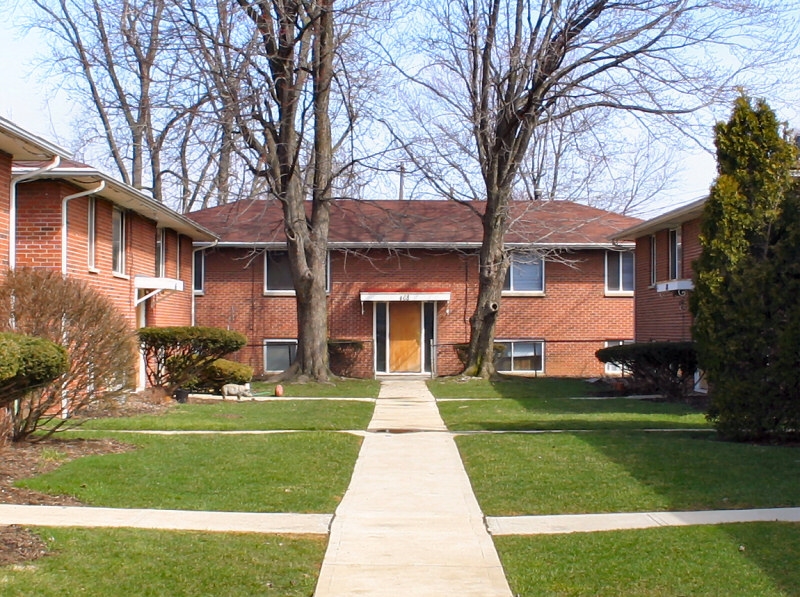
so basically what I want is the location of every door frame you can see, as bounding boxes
[373,301,437,375]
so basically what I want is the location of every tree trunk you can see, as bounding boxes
[464,195,510,377]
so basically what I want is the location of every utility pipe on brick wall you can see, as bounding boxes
[62,182,105,275]
[10,156,61,270]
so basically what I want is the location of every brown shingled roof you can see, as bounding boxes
[187,199,641,248]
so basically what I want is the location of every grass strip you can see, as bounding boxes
[0,527,325,597]
[79,399,374,431]
[251,379,381,398]
[457,431,800,515]
[19,432,361,513]
[428,376,594,400]
[496,522,800,597]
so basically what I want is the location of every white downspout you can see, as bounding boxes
[10,156,61,270]
[62,182,105,275]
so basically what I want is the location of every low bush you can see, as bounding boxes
[182,358,254,393]
[595,342,698,400]
[0,268,136,441]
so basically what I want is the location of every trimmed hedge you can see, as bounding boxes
[595,341,698,400]
[0,332,69,408]
[138,326,247,391]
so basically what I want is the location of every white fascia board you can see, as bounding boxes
[360,291,451,302]
[655,279,694,292]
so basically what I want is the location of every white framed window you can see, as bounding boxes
[495,340,544,373]
[87,197,97,271]
[112,207,126,275]
[604,340,633,375]
[264,339,297,372]
[503,254,544,293]
[193,250,205,294]
[264,251,330,294]
[649,234,656,286]
[155,228,166,277]
[669,227,682,280]
[606,250,634,294]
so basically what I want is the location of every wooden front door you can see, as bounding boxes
[389,302,421,372]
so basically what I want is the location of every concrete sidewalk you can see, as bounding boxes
[314,379,513,597]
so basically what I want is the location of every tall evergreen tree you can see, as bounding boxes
[691,95,797,441]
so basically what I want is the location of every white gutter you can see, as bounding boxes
[62,181,105,275]
[10,156,61,269]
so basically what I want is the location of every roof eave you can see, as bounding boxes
[611,198,707,241]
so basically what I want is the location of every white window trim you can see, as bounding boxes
[502,255,545,296]
[112,206,126,276]
[669,227,682,281]
[605,250,635,297]
[193,250,205,295]
[263,338,298,373]
[263,251,331,296]
[495,339,545,374]
[649,235,657,287]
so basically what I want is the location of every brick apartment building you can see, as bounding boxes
[0,117,216,390]
[189,199,641,378]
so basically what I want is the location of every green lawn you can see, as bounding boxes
[19,432,361,513]
[457,431,800,515]
[0,528,325,597]
[497,522,800,597]
[79,399,374,431]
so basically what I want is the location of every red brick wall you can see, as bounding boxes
[633,217,703,342]
[196,247,634,378]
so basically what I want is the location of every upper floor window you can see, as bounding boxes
[87,197,97,271]
[264,251,330,294]
[155,228,166,277]
[649,234,657,286]
[669,227,682,280]
[606,250,634,294]
[193,250,205,294]
[112,207,126,275]
[503,254,544,293]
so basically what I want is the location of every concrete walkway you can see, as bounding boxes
[313,379,513,597]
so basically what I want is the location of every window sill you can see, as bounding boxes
[263,290,296,297]
[88,267,101,275]
[501,291,545,297]
[605,291,634,297]
[194,290,205,296]
[112,272,130,280]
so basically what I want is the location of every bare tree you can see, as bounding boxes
[391,0,797,377]
[26,0,256,208]
[177,0,384,381]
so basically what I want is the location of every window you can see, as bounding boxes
[604,340,633,375]
[155,228,166,277]
[495,340,544,373]
[193,250,205,294]
[264,340,297,372]
[87,197,97,270]
[264,251,330,293]
[606,251,634,293]
[503,255,544,293]
[669,227,682,280]
[112,207,126,275]
[649,234,657,286]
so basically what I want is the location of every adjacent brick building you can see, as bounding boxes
[611,198,705,343]
[189,199,641,378]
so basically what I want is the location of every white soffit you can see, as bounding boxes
[134,276,184,292]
